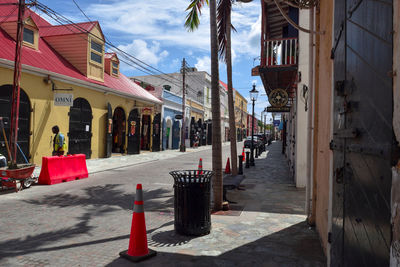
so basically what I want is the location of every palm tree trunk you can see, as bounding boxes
[210,0,223,211]
[226,10,237,176]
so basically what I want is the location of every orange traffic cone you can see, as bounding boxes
[242,148,245,162]
[120,184,156,262]
[225,157,231,174]
[197,158,203,175]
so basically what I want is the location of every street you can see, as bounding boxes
[0,142,325,266]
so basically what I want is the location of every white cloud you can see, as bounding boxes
[195,56,211,74]
[117,39,169,66]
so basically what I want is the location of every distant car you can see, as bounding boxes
[244,136,262,148]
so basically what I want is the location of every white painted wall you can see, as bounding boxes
[295,9,310,188]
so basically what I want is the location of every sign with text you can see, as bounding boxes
[54,93,73,106]
[273,120,281,127]
[267,106,290,113]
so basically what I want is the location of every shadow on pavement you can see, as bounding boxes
[23,184,174,212]
[105,221,326,267]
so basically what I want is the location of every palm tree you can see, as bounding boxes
[185,0,223,210]
[217,0,237,176]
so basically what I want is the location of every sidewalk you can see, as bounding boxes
[32,143,215,177]
[110,141,326,266]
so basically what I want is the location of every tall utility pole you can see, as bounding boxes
[180,58,186,152]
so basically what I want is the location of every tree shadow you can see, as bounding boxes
[105,221,326,267]
[23,184,174,212]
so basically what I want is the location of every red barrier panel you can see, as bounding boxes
[38,154,88,185]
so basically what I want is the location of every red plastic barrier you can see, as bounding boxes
[38,154,88,185]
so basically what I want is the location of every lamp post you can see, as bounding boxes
[249,84,258,166]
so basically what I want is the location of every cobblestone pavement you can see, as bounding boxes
[0,141,326,266]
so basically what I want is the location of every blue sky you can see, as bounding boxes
[34,0,272,121]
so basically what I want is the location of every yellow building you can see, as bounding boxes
[0,6,162,165]
[234,89,248,140]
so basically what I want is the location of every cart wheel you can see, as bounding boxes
[22,175,36,189]
[23,179,32,188]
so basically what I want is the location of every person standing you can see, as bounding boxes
[52,125,66,156]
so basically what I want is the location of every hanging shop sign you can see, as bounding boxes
[268,88,289,107]
[267,106,290,112]
[141,107,152,115]
[54,93,73,106]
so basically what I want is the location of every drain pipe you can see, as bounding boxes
[305,7,315,221]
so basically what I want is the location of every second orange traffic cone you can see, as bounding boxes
[120,184,156,262]
[197,158,203,175]
[224,157,231,174]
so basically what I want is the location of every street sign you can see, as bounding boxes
[175,114,183,119]
[273,120,280,127]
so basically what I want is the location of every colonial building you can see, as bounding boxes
[219,81,247,141]
[0,3,162,164]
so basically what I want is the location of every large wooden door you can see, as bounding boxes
[105,103,112,158]
[127,109,140,154]
[152,113,161,152]
[330,1,395,266]
[0,85,30,163]
[68,98,92,159]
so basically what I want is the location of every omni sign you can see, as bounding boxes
[54,93,73,106]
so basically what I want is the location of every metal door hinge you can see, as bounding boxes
[333,128,360,139]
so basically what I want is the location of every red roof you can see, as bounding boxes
[0,1,161,104]
[219,80,228,91]
[40,22,98,37]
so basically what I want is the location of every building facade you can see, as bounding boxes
[0,4,162,164]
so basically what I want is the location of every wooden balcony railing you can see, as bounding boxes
[261,37,298,67]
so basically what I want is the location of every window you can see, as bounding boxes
[91,53,102,64]
[23,27,34,44]
[90,40,103,64]
[112,61,118,75]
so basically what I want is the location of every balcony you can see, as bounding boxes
[252,37,298,96]
[261,37,298,67]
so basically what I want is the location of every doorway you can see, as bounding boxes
[68,98,92,158]
[0,85,31,163]
[112,107,126,153]
[141,115,151,150]
[166,118,172,149]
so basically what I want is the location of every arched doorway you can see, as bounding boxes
[141,114,151,150]
[0,85,31,163]
[127,109,140,154]
[68,98,92,158]
[152,113,161,152]
[112,107,126,153]
[165,118,172,149]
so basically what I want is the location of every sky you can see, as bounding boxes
[33,0,273,122]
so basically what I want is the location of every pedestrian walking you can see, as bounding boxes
[52,125,67,156]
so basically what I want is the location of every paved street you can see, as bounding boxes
[0,141,325,266]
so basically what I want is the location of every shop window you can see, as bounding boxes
[90,40,103,64]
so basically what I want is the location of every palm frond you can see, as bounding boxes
[217,0,232,62]
[184,0,209,31]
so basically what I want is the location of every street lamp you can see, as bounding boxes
[249,84,258,166]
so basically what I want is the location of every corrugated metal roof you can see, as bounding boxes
[40,22,97,37]
[0,1,161,104]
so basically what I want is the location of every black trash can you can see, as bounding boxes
[169,170,213,236]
